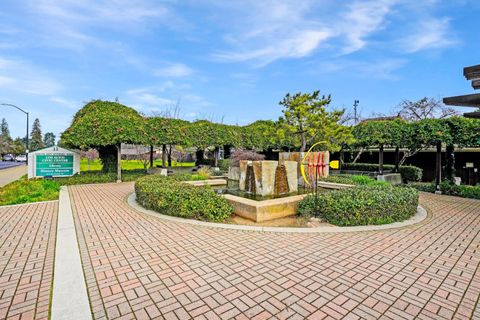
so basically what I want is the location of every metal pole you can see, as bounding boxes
[26,112,29,165]
[353,100,359,125]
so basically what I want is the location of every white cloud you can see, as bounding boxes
[402,18,457,53]
[340,0,396,54]
[215,30,331,66]
[154,63,194,78]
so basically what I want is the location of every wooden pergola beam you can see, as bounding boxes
[464,64,480,80]
[443,93,480,107]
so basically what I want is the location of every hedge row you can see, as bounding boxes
[409,181,480,200]
[319,174,387,186]
[54,169,147,185]
[135,175,233,222]
[298,185,419,226]
[341,163,423,182]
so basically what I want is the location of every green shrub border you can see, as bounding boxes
[341,163,423,182]
[409,181,480,200]
[299,185,419,226]
[135,175,233,222]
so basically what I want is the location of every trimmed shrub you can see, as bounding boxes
[440,181,480,200]
[320,174,387,186]
[54,169,146,185]
[341,163,423,182]
[408,182,436,193]
[398,166,423,182]
[298,185,419,226]
[135,175,233,222]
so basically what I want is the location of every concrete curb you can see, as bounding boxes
[127,193,428,234]
[0,200,58,208]
[51,186,92,320]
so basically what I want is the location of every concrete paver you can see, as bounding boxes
[0,201,58,320]
[70,183,480,319]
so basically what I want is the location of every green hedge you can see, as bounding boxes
[135,175,233,222]
[409,181,480,200]
[54,169,147,185]
[407,182,436,193]
[298,185,419,226]
[341,163,422,182]
[320,174,387,186]
[440,181,480,200]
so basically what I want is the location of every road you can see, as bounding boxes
[0,164,27,187]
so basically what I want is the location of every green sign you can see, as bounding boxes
[35,154,74,177]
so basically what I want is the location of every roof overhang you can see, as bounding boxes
[463,111,480,119]
[443,93,480,107]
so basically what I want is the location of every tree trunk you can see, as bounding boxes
[300,133,307,153]
[394,146,400,173]
[162,144,167,168]
[339,150,344,170]
[149,145,154,168]
[435,141,442,191]
[195,149,204,166]
[223,145,231,159]
[167,145,172,167]
[214,146,219,167]
[116,144,122,183]
[379,144,384,175]
[445,144,455,183]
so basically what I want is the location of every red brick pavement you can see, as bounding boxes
[70,183,480,320]
[0,201,58,320]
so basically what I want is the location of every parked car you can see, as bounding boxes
[15,154,27,162]
[2,154,14,161]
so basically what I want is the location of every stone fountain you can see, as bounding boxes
[238,160,298,197]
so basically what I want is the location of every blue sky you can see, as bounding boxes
[0,0,479,140]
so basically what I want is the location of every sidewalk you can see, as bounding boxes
[0,164,27,187]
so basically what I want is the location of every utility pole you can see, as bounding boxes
[353,100,359,125]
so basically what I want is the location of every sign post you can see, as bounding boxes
[28,147,80,179]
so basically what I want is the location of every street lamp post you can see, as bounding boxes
[0,103,29,164]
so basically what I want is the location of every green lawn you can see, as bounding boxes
[80,158,195,171]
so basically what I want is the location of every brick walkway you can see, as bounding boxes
[0,201,58,320]
[69,182,480,320]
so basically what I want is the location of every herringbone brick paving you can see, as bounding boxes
[69,182,480,320]
[0,201,57,320]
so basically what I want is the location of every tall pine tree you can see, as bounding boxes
[30,118,45,151]
[0,118,13,155]
[43,132,56,147]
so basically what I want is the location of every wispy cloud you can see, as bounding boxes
[49,96,80,109]
[340,0,396,54]
[401,18,457,53]
[154,63,194,78]
[210,0,457,66]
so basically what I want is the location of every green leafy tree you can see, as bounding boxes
[61,100,147,181]
[43,132,56,147]
[1,118,11,140]
[30,118,45,151]
[0,118,13,156]
[188,120,238,166]
[279,91,353,152]
[146,117,190,167]
[10,137,26,155]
